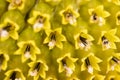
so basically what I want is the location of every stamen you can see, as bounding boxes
[33,16,45,30]
[33,23,43,30]
[88,65,93,74]
[85,58,90,66]
[111,64,116,71]
[91,12,104,26]
[64,11,76,25]
[1,23,15,38]
[112,56,120,64]
[13,0,22,6]
[85,58,93,73]
[64,66,73,76]
[92,12,98,21]
[101,36,110,49]
[62,59,67,66]
[10,71,16,80]
[0,29,9,38]
[98,17,104,26]
[61,59,73,76]
[117,15,120,20]
[110,78,114,80]
[110,56,120,71]
[24,45,31,58]
[3,24,13,31]
[0,54,4,71]
[30,62,40,76]
[37,16,45,24]
[79,36,88,47]
[14,78,21,80]
[48,32,56,47]
[8,0,22,9]
[78,36,91,50]
[15,78,21,80]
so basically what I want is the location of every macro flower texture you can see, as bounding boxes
[1,0,120,80]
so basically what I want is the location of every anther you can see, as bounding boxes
[78,36,91,50]
[63,11,76,25]
[85,58,93,73]
[3,24,13,31]
[112,56,120,64]
[117,15,120,20]
[110,78,114,80]
[101,36,110,49]
[48,32,56,47]
[79,36,88,47]
[34,62,41,71]
[30,62,41,76]
[85,57,90,66]
[24,45,31,58]
[13,0,22,6]
[10,71,16,80]
[61,59,73,76]
[62,59,67,66]
[0,54,4,70]
[0,24,15,39]
[33,16,45,30]
[92,12,98,21]
[8,0,22,9]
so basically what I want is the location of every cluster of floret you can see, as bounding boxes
[0,0,120,80]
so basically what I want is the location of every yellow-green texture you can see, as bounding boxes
[1,0,120,80]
